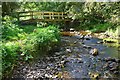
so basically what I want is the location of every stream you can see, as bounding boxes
[11,34,120,79]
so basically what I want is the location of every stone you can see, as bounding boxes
[83,45,92,49]
[74,41,77,44]
[115,59,120,63]
[109,62,119,72]
[90,48,98,56]
[110,67,117,71]
[103,63,109,68]
[104,57,116,62]
[97,41,103,44]
[55,52,61,55]
[84,35,91,40]
[66,48,72,53]
[114,71,119,74]
[70,28,75,32]
[77,58,83,63]
[89,72,99,79]
[60,60,65,64]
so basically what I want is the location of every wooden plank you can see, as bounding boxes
[18,11,66,15]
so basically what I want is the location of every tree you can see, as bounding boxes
[2,2,20,17]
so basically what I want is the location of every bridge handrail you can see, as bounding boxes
[16,11,71,22]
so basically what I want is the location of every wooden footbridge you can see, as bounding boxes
[17,11,72,23]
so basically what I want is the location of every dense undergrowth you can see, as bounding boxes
[2,16,60,78]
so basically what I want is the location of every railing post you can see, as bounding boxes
[42,12,44,19]
[39,12,41,19]
[49,13,51,19]
[58,13,60,19]
[62,12,64,19]
[52,12,54,19]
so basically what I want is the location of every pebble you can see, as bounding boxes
[66,48,72,53]
[74,41,77,44]
[55,52,61,55]
[83,45,92,49]
[97,41,103,44]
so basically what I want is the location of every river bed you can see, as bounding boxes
[11,34,120,79]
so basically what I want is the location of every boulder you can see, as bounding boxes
[90,48,98,56]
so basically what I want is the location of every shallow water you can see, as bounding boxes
[83,38,120,59]
[62,36,119,79]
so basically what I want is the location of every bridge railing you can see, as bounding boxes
[17,11,71,22]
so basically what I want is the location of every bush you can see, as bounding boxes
[2,16,61,78]
[2,25,61,77]
[2,16,25,40]
[27,25,60,56]
[2,42,20,75]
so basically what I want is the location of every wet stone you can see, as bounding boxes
[89,48,98,56]
[104,57,116,62]
[97,41,103,44]
[23,68,28,74]
[74,41,77,44]
[103,63,109,69]
[110,67,117,71]
[77,58,83,63]
[83,45,92,49]
[55,52,61,55]
[66,48,72,53]
[108,61,112,64]
[113,71,119,75]
[115,59,120,63]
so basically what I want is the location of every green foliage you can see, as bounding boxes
[102,26,120,47]
[2,19,60,77]
[27,25,60,55]
[2,2,20,17]
[66,2,119,30]
[19,2,66,12]
[2,42,20,74]
[90,23,112,32]
[105,25,120,38]
[2,16,25,40]
[19,25,37,34]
